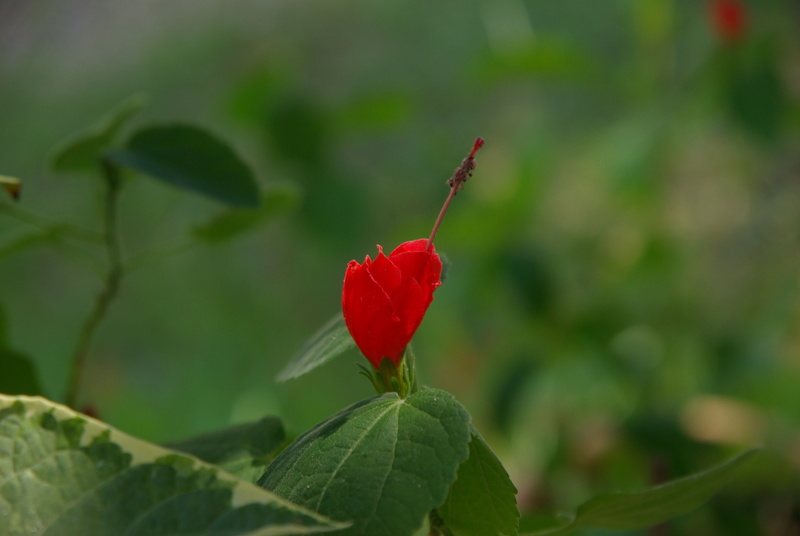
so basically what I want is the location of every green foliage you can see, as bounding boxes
[192,183,300,244]
[0,350,41,396]
[258,389,472,536]
[720,40,786,142]
[275,314,355,382]
[2,3,797,535]
[50,94,145,172]
[438,427,520,536]
[0,308,41,396]
[0,395,344,536]
[109,124,260,208]
[528,449,760,535]
[166,416,286,483]
[263,95,329,168]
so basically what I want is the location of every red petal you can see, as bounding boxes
[389,238,429,255]
[368,246,402,293]
[390,251,442,292]
[342,240,444,368]
[342,260,397,367]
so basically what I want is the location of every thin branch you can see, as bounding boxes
[64,159,124,408]
[0,201,104,244]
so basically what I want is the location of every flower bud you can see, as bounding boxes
[342,239,442,369]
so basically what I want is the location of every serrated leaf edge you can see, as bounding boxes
[0,394,347,530]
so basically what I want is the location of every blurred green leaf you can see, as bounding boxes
[192,183,300,244]
[0,232,55,259]
[50,94,145,172]
[502,246,554,317]
[335,91,414,132]
[264,96,329,167]
[438,426,520,536]
[0,350,42,396]
[0,394,346,535]
[0,308,42,396]
[109,124,260,208]
[165,416,286,483]
[0,175,21,200]
[724,41,785,142]
[473,38,595,84]
[528,448,760,535]
[259,389,471,536]
[490,355,537,435]
[439,252,452,284]
[227,67,289,126]
[276,314,355,382]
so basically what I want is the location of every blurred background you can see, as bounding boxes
[1,0,798,533]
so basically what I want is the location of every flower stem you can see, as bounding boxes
[426,138,484,252]
[64,158,124,408]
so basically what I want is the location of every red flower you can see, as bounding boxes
[342,239,443,368]
[709,0,747,43]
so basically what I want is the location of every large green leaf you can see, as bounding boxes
[50,94,145,172]
[258,388,472,536]
[166,416,286,483]
[438,426,519,536]
[275,314,355,382]
[0,395,346,536]
[528,448,760,535]
[108,124,260,208]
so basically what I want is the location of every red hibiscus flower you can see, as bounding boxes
[342,239,442,368]
[342,138,483,373]
[709,0,747,44]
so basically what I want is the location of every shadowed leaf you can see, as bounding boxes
[109,124,260,208]
[439,426,519,536]
[0,394,347,536]
[193,183,299,244]
[528,449,760,535]
[166,417,286,483]
[50,94,145,172]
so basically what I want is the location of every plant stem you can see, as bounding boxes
[425,138,484,252]
[64,159,124,408]
[0,201,104,244]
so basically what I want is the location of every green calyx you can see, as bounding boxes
[358,346,418,398]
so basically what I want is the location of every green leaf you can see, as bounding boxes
[258,388,472,536]
[0,175,21,200]
[723,41,785,142]
[528,448,760,536]
[165,416,286,483]
[0,394,347,536]
[438,426,519,536]
[193,183,300,244]
[109,124,260,208]
[335,91,413,132]
[276,314,355,382]
[472,38,595,84]
[0,308,42,396]
[0,231,59,259]
[264,95,329,167]
[50,94,145,172]
[0,349,42,396]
